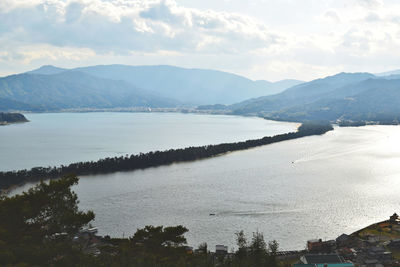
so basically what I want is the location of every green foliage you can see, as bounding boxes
[338,120,367,127]
[0,175,94,266]
[198,242,208,253]
[107,225,194,267]
[0,112,28,124]
[235,230,248,263]
[297,121,333,135]
[248,231,269,266]
[130,225,188,250]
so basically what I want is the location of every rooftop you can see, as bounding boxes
[302,254,344,264]
[295,264,354,267]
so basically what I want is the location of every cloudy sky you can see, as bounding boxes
[1,0,400,81]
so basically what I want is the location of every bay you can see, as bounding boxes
[9,119,400,251]
[0,112,297,171]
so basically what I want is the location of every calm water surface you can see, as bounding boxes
[9,121,400,251]
[0,112,297,171]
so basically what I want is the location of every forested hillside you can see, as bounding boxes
[228,73,400,124]
[0,71,179,111]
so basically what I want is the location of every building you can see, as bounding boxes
[294,264,354,267]
[387,238,400,248]
[307,239,336,253]
[296,253,354,267]
[390,213,399,222]
[336,234,363,249]
[215,245,228,255]
[300,254,344,264]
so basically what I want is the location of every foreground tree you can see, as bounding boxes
[235,230,248,264]
[230,230,280,267]
[112,225,192,266]
[0,175,95,266]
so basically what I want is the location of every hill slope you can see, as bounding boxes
[269,79,400,122]
[230,72,400,124]
[70,65,303,105]
[28,65,67,75]
[0,71,179,111]
[231,72,375,114]
[0,97,45,112]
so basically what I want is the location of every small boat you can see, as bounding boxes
[209,213,215,216]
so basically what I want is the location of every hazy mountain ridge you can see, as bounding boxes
[0,64,305,110]
[375,69,400,77]
[230,72,375,113]
[28,65,67,75]
[0,71,179,111]
[74,65,304,104]
[2,64,400,123]
[230,73,400,123]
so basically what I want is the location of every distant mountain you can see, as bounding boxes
[375,69,400,77]
[4,64,400,124]
[266,78,400,122]
[231,72,375,114]
[69,65,303,105]
[0,64,304,111]
[380,74,400,80]
[252,79,304,96]
[0,97,44,112]
[0,71,179,111]
[228,72,400,124]
[28,65,67,75]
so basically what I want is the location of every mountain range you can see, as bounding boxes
[1,64,301,109]
[1,64,400,124]
[226,72,400,123]
[0,65,302,112]
[0,70,178,111]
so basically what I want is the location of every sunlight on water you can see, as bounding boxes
[8,120,400,251]
[68,125,400,250]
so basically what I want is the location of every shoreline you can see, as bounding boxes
[11,108,400,127]
[0,120,29,126]
[0,112,29,126]
[0,122,333,193]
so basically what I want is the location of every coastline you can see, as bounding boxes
[0,112,29,126]
[0,121,332,193]
[12,108,400,127]
[0,120,29,126]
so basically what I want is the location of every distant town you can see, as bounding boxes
[282,213,400,267]
[75,212,400,267]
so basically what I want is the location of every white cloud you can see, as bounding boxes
[1,0,400,80]
[0,0,281,55]
[353,0,383,8]
[363,12,382,22]
[322,10,341,23]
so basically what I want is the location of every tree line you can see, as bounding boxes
[0,122,333,191]
[0,112,28,124]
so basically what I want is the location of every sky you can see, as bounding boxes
[1,0,400,81]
